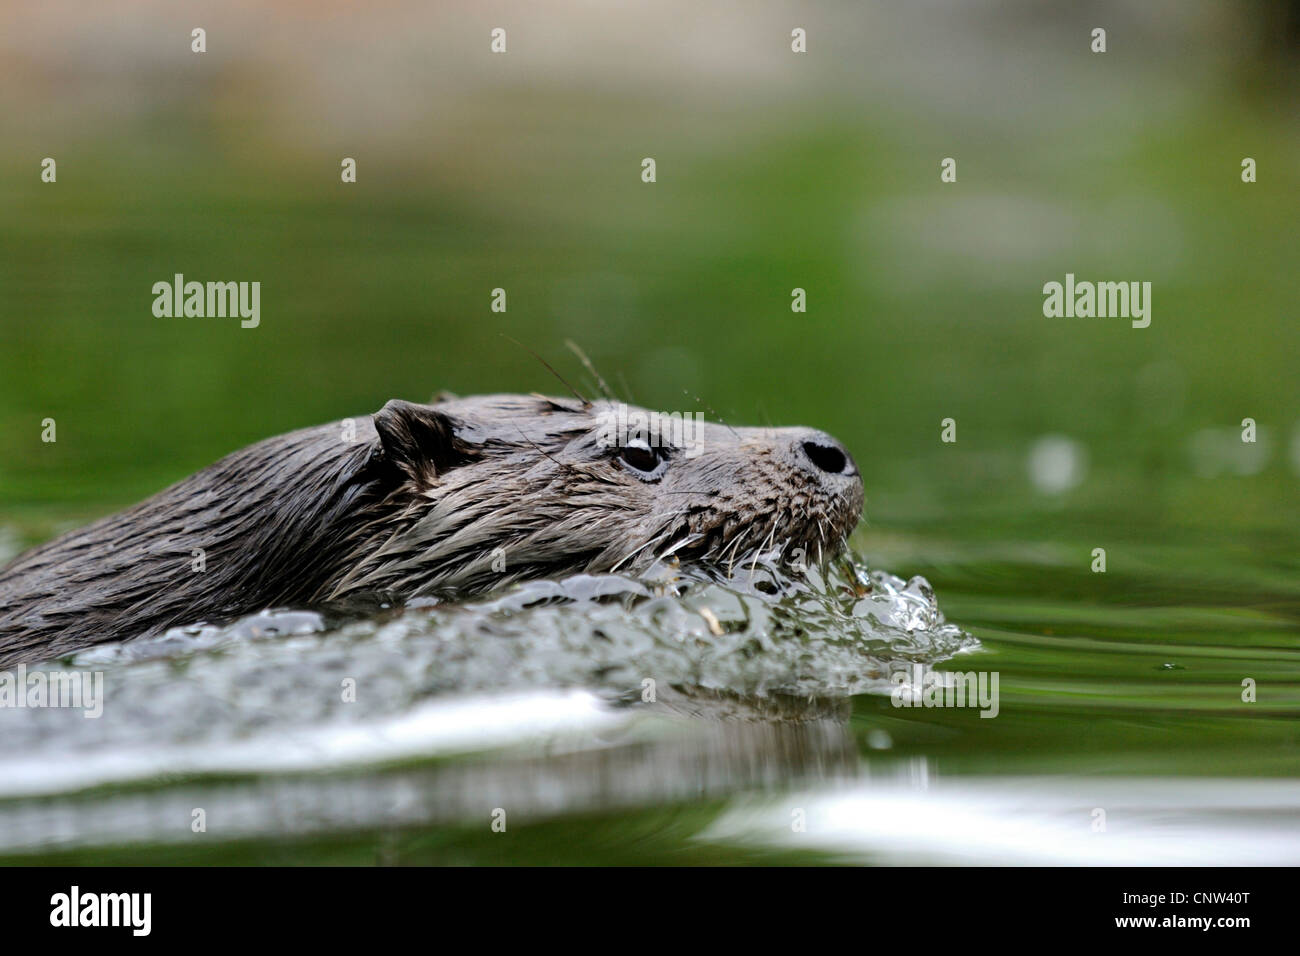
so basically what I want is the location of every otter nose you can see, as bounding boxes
[798,433,857,477]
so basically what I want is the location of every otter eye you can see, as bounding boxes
[618,440,666,479]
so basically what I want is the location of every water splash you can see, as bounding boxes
[0,550,972,774]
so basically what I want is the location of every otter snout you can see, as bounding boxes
[775,427,861,494]
[751,425,865,549]
[796,430,858,479]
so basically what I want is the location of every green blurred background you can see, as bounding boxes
[1,0,1296,551]
[1,3,1299,863]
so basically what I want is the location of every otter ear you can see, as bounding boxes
[373,399,465,486]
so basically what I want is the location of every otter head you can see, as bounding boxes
[331,394,863,600]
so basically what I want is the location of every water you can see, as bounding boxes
[0,555,965,830]
[1,532,1296,865]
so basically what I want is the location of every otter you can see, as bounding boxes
[0,394,863,667]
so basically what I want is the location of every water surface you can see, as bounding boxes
[2,528,1295,866]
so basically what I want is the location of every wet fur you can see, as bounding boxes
[0,394,863,666]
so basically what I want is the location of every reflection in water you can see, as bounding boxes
[6,687,1295,867]
[0,692,860,855]
[703,775,1300,866]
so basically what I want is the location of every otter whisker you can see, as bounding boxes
[658,533,703,561]
[722,527,750,577]
[748,522,779,583]
[612,522,686,572]
[501,334,591,409]
[564,340,617,402]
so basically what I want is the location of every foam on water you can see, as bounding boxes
[0,551,972,787]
